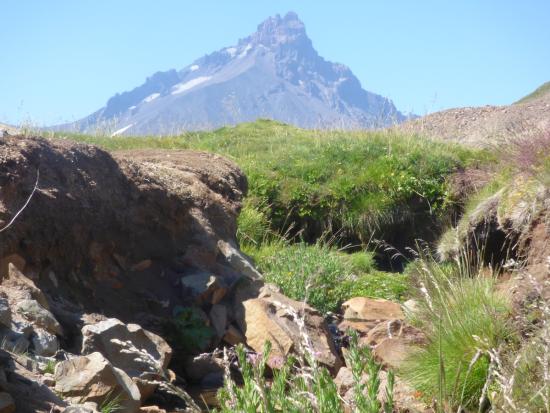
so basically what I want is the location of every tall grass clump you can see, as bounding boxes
[401,251,512,411]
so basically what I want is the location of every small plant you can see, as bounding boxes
[99,392,123,413]
[43,359,57,375]
[165,306,214,353]
[346,330,395,413]
[216,332,394,413]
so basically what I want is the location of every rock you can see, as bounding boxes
[222,324,246,346]
[209,304,227,338]
[334,366,359,395]
[0,298,11,328]
[4,263,49,309]
[82,318,172,374]
[402,299,419,317]
[131,259,152,272]
[0,254,26,279]
[181,273,228,305]
[15,299,62,335]
[139,407,167,413]
[240,298,294,356]
[82,318,172,401]
[182,351,224,383]
[0,392,15,413]
[342,297,404,321]
[235,286,342,372]
[360,320,426,370]
[32,328,59,356]
[218,240,263,280]
[42,373,56,386]
[54,352,141,412]
[339,297,404,336]
[62,405,99,413]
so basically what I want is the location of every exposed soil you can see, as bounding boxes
[0,135,247,338]
[396,93,550,147]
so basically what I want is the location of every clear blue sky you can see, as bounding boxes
[2,0,549,125]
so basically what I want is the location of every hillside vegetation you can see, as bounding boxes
[22,121,547,412]
[50,120,489,255]
[515,80,550,104]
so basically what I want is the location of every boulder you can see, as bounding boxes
[181,273,228,305]
[361,320,426,370]
[339,297,404,335]
[0,392,15,413]
[342,297,404,321]
[81,318,172,400]
[235,285,342,372]
[54,352,141,412]
[15,299,62,335]
[32,328,59,356]
[182,350,224,383]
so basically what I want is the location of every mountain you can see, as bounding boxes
[397,81,550,147]
[58,12,406,135]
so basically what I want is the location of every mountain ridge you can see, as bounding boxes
[56,12,406,135]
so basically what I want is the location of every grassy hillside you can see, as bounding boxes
[515,80,550,104]
[50,120,490,260]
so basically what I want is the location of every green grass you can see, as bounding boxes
[48,120,490,246]
[244,240,408,313]
[515,80,550,104]
[401,254,513,410]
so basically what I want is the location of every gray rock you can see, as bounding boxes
[54,352,140,412]
[32,328,59,356]
[15,299,62,335]
[81,318,172,401]
[0,298,11,328]
[181,273,228,305]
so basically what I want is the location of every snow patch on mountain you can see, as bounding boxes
[111,124,134,136]
[171,76,212,95]
[142,93,160,103]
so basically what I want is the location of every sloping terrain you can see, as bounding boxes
[398,82,550,147]
[56,12,405,135]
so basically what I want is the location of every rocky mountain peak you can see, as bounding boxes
[57,11,406,134]
[249,11,309,49]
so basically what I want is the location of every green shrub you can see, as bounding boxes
[165,306,214,353]
[249,241,408,313]
[401,254,512,410]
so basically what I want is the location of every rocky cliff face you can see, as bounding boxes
[57,12,405,135]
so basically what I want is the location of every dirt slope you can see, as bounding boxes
[397,90,550,147]
[0,135,248,329]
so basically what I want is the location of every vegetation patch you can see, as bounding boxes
[50,120,490,251]
[402,253,513,410]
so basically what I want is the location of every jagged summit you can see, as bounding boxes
[58,12,406,135]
